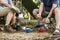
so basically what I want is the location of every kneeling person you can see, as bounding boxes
[33,0,60,35]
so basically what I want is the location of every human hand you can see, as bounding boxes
[45,18,50,23]
[11,6,20,13]
[36,14,42,20]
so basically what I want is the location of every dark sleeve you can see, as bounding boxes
[53,0,59,4]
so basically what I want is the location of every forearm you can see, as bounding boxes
[39,3,44,16]
[47,8,54,18]
[47,4,57,18]
[0,0,12,8]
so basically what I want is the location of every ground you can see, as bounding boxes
[0,31,60,40]
[0,32,52,40]
[0,19,59,40]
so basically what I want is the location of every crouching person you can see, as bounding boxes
[0,0,20,32]
[33,0,60,35]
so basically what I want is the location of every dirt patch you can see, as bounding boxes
[0,32,53,40]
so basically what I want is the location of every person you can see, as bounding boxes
[0,0,20,32]
[33,0,60,35]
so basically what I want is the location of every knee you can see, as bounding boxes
[32,10,36,15]
[32,9,38,16]
[9,10,16,14]
[55,8,60,13]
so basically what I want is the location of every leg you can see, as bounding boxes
[55,8,60,29]
[4,11,16,32]
[53,8,60,34]
[11,13,21,31]
[5,11,14,26]
[0,7,14,25]
[11,12,16,24]
[11,12,16,28]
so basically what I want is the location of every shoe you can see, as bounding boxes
[4,25,15,32]
[11,24,21,31]
[53,28,60,35]
[11,23,16,29]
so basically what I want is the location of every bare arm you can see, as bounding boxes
[39,2,44,16]
[47,4,57,18]
[0,0,12,8]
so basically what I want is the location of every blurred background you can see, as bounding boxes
[12,0,40,26]
[12,0,40,19]
[0,0,60,28]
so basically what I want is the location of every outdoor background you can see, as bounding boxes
[0,0,60,40]
[12,0,40,26]
[12,0,60,26]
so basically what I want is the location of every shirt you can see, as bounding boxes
[41,0,59,12]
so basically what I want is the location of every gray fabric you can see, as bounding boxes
[0,0,13,8]
[8,0,13,5]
